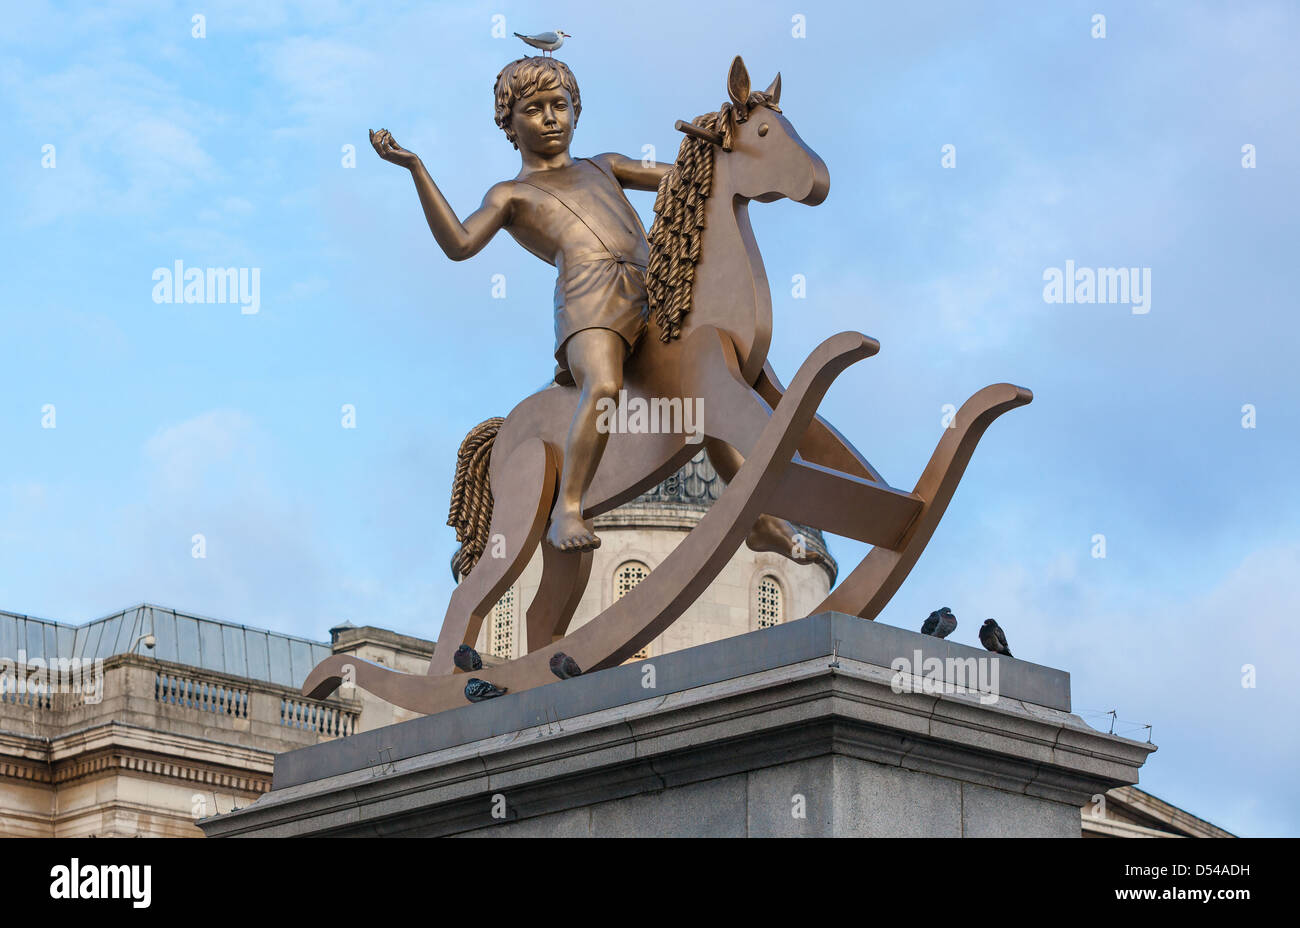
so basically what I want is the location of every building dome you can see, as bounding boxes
[599,450,837,585]
[463,451,838,661]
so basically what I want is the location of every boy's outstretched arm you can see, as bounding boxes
[596,152,673,191]
[372,129,510,261]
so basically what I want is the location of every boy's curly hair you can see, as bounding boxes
[493,57,582,149]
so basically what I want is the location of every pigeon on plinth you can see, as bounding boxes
[453,644,483,672]
[979,619,1013,657]
[513,30,570,56]
[464,678,508,702]
[549,652,582,680]
[920,607,957,639]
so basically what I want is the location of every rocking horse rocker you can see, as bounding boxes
[304,56,1032,715]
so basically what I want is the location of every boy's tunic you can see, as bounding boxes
[517,158,651,383]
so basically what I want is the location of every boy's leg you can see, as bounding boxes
[704,437,826,566]
[546,328,626,552]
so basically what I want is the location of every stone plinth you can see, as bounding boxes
[200,613,1155,838]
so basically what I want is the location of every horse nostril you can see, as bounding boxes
[757,123,769,137]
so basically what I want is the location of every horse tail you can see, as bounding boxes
[447,417,505,579]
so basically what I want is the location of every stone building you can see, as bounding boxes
[0,454,1232,837]
[1082,786,1234,838]
[0,603,354,837]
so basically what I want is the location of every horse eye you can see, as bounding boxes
[757,123,769,137]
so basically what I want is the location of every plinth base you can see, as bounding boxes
[200,613,1154,838]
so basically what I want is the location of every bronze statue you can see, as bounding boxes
[371,56,815,561]
[305,55,1032,714]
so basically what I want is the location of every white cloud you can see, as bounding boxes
[3,58,220,223]
[143,409,257,493]
[262,35,381,122]
[100,408,333,633]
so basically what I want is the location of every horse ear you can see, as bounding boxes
[764,72,781,105]
[728,56,750,107]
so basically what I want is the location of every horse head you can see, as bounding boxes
[648,56,829,368]
[676,56,829,206]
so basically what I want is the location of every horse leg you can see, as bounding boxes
[681,327,783,541]
[685,325,891,555]
[574,329,877,668]
[681,327,884,477]
[426,437,558,677]
[681,326,791,453]
[700,436,820,564]
[755,361,883,483]
[525,544,593,652]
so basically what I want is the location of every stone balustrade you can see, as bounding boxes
[0,653,360,749]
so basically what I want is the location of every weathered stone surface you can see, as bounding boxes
[455,807,593,838]
[831,756,963,837]
[747,756,835,837]
[588,774,749,837]
[202,612,1152,838]
[961,783,1081,838]
[270,612,1074,790]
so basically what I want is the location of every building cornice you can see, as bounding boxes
[0,719,276,793]
[1104,785,1235,838]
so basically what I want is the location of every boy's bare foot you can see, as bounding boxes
[746,514,825,566]
[546,511,601,551]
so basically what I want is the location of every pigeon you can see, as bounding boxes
[979,619,1013,657]
[514,30,570,56]
[464,678,508,702]
[453,643,482,672]
[549,652,582,680]
[920,607,957,639]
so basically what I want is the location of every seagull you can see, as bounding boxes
[979,619,1013,657]
[453,643,482,672]
[514,30,570,56]
[920,607,957,639]
[464,678,508,702]
[549,652,583,680]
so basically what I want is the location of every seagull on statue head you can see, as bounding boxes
[514,29,571,56]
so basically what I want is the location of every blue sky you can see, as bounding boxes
[2,1,1297,836]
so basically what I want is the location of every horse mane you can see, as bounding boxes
[646,91,778,342]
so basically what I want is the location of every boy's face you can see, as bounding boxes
[510,85,574,156]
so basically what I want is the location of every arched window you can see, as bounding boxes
[615,561,651,659]
[488,586,515,659]
[756,575,783,628]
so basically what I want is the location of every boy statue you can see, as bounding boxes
[371,56,821,566]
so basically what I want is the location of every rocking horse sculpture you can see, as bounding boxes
[303,55,1032,715]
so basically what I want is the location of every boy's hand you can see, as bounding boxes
[370,128,420,169]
